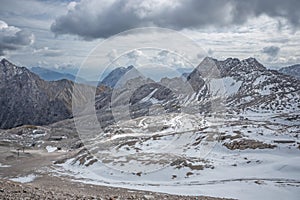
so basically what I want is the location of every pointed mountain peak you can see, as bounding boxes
[244,57,258,63]
[192,56,267,78]
[0,58,19,71]
[127,65,134,70]
[100,65,140,88]
[202,56,217,63]
[0,58,41,81]
[0,58,13,67]
[0,58,26,71]
[196,56,218,70]
[241,57,266,71]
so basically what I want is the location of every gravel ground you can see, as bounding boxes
[0,177,231,200]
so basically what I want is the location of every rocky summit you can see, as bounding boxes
[0,59,89,129]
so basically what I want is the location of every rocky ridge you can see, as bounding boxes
[0,59,90,129]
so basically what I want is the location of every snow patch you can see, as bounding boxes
[46,146,57,153]
[10,174,37,183]
[0,163,11,168]
[208,77,242,97]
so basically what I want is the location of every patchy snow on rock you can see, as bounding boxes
[51,111,300,200]
[46,146,57,153]
[208,77,242,97]
[10,174,37,183]
[0,163,11,168]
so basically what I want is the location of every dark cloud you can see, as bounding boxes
[0,20,34,55]
[51,0,300,39]
[262,46,280,57]
[233,0,300,27]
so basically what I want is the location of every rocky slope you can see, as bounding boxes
[0,59,90,129]
[197,57,300,114]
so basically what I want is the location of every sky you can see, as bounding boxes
[0,0,300,80]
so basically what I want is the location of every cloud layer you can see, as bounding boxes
[0,20,34,55]
[51,0,300,39]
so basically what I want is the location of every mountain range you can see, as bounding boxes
[29,66,93,85]
[1,57,299,129]
[30,66,78,81]
[62,57,300,198]
[93,57,300,128]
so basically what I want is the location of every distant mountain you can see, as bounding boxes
[30,66,87,83]
[92,57,300,129]
[195,57,300,113]
[0,59,90,129]
[279,64,300,80]
[3,57,299,129]
[99,65,137,88]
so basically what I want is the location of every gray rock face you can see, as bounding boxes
[0,59,75,129]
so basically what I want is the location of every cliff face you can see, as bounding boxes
[0,59,74,129]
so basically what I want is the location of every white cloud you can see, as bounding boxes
[33,47,64,57]
[0,20,34,55]
[1,0,300,73]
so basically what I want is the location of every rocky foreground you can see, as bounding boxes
[0,177,229,200]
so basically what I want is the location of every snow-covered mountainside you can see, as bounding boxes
[200,57,300,114]
[279,64,300,80]
[54,57,300,199]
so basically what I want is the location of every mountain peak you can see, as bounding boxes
[193,57,267,78]
[241,57,266,71]
[1,58,14,68]
[0,58,31,78]
[100,65,140,88]
[244,57,257,62]
[0,59,83,129]
[201,57,218,65]
[127,65,134,70]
